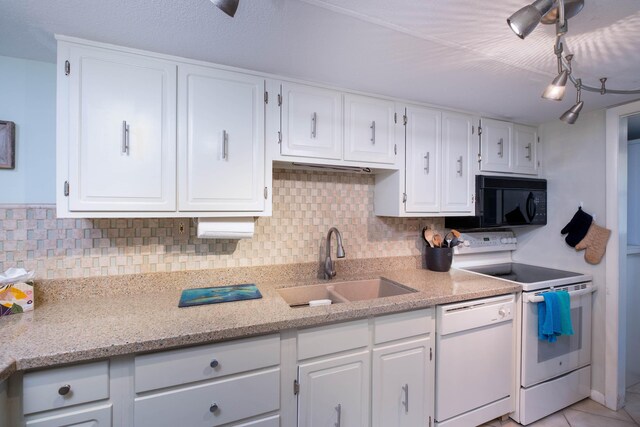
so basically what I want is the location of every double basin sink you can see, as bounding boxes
[277,278,417,308]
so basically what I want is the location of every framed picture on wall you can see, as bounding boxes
[0,120,16,169]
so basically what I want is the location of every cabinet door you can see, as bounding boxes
[405,106,441,213]
[344,94,396,164]
[512,124,538,175]
[67,47,177,211]
[25,404,112,427]
[372,338,432,427]
[178,65,265,212]
[297,350,370,427]
[281,83,342,160]
[480,118,512,173]
[441,112,474,212]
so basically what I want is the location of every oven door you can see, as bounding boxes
[521,283,594,388]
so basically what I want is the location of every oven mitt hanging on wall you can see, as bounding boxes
[560,207,593,247]
[575,222,611,265]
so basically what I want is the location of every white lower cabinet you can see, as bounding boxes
[134,334,281,427]
[25,404,112,427]
[134,368,280,426]
[372,338,431,427]
[11,309,440,427]
[296,309,435,427]
[297,351,370,427]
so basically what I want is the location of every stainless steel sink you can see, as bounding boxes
[277,278,416,307]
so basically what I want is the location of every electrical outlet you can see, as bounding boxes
[174,220,190,240]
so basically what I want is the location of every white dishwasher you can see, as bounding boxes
[435,293,516,427]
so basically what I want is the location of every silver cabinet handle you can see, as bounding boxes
[209,403,219,413]
[222,130,229,160]
[424,152,430,174]
[58,384,71,396]
[526,143,532,160]
[370,121,376,144]
[122,121,130,155]
[335,403,342,427]
[311,112,317,139]
[210,359,219,368]
[457,156,463,176]
[498,137,503,158]
[402,384,409,413]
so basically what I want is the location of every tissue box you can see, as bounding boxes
[0,281,34,316]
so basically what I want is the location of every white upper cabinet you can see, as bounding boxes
[405,106,441,213]
[178,64,265,212]
[280,82,342,160]
[480,118,512,173]
[512,124,538,175]
[441,112,474,213]
[480,118,538,176]
[65,45,177,212]
[344,94,397,164]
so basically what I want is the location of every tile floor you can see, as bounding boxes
[481,382,640,426]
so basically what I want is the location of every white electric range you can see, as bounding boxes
[452,231,595,426]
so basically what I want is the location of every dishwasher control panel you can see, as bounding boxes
[436,294,515,336]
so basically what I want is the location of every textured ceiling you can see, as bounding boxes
[0,0,639,125]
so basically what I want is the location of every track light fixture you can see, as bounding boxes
[560,80,584,124]
[210,0,239,17]
[508,0,640,124]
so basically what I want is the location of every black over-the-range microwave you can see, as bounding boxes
[445,175,547,230]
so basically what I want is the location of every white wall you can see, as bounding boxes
[0,55,56,204]
[513,108,607,397]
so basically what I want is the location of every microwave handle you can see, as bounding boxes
[526,192,536,222]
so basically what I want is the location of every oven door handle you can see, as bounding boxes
[525,285,596,303]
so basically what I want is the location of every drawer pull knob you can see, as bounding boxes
[209,403,219,413]
[58,384,71,396]
[210,359,219,368]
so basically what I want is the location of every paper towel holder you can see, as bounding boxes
[195,217,256,240]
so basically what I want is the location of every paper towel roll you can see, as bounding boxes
[196,218,255,239]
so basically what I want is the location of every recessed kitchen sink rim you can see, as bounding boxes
[277,277,418,307]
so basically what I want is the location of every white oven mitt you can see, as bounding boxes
[575,223,611,265]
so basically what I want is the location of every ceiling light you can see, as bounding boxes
[507,0,554,39]
[542,69,569,100]
[560,82,584,124]
[211,0,239,17]
[509,0,640,124]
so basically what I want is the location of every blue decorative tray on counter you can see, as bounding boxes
[178,284,262,307]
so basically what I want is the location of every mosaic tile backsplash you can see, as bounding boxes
[0,169,442,279]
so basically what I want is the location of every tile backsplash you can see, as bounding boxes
[0,169,442,279]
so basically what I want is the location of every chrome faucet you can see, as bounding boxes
[324,227,345,279]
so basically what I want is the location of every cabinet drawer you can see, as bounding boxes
[135,334,280,393]
[25,403,112,427]
[134,368,280,426]
[23,361,109,415]
[374,308,434,344]
[230,414,279,426]
[297,319,368,360]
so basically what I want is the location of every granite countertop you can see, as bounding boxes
[0,263,520,382]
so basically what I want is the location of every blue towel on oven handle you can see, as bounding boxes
[556,290,574,336]
[538,292,561,342]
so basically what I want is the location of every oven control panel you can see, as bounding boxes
[454,231,517,254]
